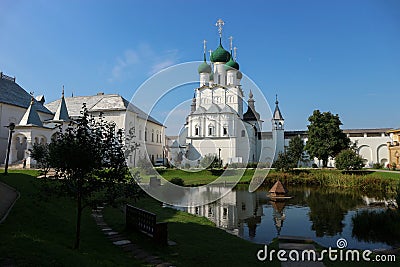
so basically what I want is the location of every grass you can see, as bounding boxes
[0,170,144,266]
[148,168,400,196]
[1,169,399,266]
[104,197,281,267]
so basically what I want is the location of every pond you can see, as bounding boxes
[174,185,398,250]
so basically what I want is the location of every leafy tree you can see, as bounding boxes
[272,152,293,172]
[335,149,364,170]
[286,136,305,167]
[124,127,140,168]
[200,154,221,169]
[32,105,141,249]
[30,143,51,177]
[305,110,350,167]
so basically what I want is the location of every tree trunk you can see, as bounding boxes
[74,193,82,249]
[322,159,328,168]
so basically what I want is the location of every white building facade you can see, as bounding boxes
[0,73,165,168]
[169,20,393,169]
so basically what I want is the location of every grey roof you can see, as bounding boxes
[343,128,393,134]
[220,104,237,114]
[53,96,70,121]
[46,94,163,126]
[192,106,206,115]
[19,101,43,127]
[0,77,53,114]
[273,102,284,120]
[243,106,259,121]
[207,103,221,113]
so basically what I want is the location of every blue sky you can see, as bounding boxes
[1,0,399,134]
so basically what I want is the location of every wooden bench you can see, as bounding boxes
[126,204,168,246]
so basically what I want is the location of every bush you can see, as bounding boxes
[335,149,364,171]
[312,163,318,168]
[391,162,397,171]
[170,177,184,186]
[372,163,383,169]
[137,157,156,175]
[200,154,221,169]
[272,152,295,172]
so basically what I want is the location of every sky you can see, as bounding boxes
[1,0,399,135]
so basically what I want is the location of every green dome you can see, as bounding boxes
[224,56,239,71]
[236,70,242,79]
[210,44,231,63]
[198,61,211,73]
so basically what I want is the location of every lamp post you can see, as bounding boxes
[218,148,221,168]
[4,122,15,175]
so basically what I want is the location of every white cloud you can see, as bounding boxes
[108,45,179,82]
[109,49,140,82]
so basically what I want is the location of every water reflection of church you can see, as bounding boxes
[185,189,285,239]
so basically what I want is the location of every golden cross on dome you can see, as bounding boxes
[215,18,225,38]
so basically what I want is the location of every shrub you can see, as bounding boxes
[170,177,184,186]
[312,163,318,168]
[335,149,364,171]
[272,152,295,172]
[391,162,397,171]
[372,163,383,169]
[200,154,221,169]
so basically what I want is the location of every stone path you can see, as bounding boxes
[278,236,325,267]
[0,181,19,224]
[91,206,174,267]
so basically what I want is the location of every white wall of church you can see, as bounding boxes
[0,103,30,162]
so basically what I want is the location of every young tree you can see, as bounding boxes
[32,105,140,249]
[30,143,51,177]
[305,110,350,167]
[286,135,305,167]
[200,154,221,169]
[272,152,294,172]
[335,149,364,170]
[124,127,140,168]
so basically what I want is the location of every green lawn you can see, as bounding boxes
[145,168,400,193]
[0,170,144,267]
[1,170,398,266]
[104,196,280,267]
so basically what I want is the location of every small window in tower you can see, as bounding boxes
[208,125,215,136]
[152,129,154,142]
[195,125,199,136]
[223,126,228,136]
[223,208,228,219]
[241,130,246,137]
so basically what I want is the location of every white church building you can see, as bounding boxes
[168,20,393,168]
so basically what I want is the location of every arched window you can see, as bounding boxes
[241,130,246,137]
[195,125,199,136]
[208,124,215,136]
[151,129,154,142]
[156,130,159,143]
[223,126,228,136]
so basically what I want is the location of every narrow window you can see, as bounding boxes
[241,130,245,137]
[223,126,228,136]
